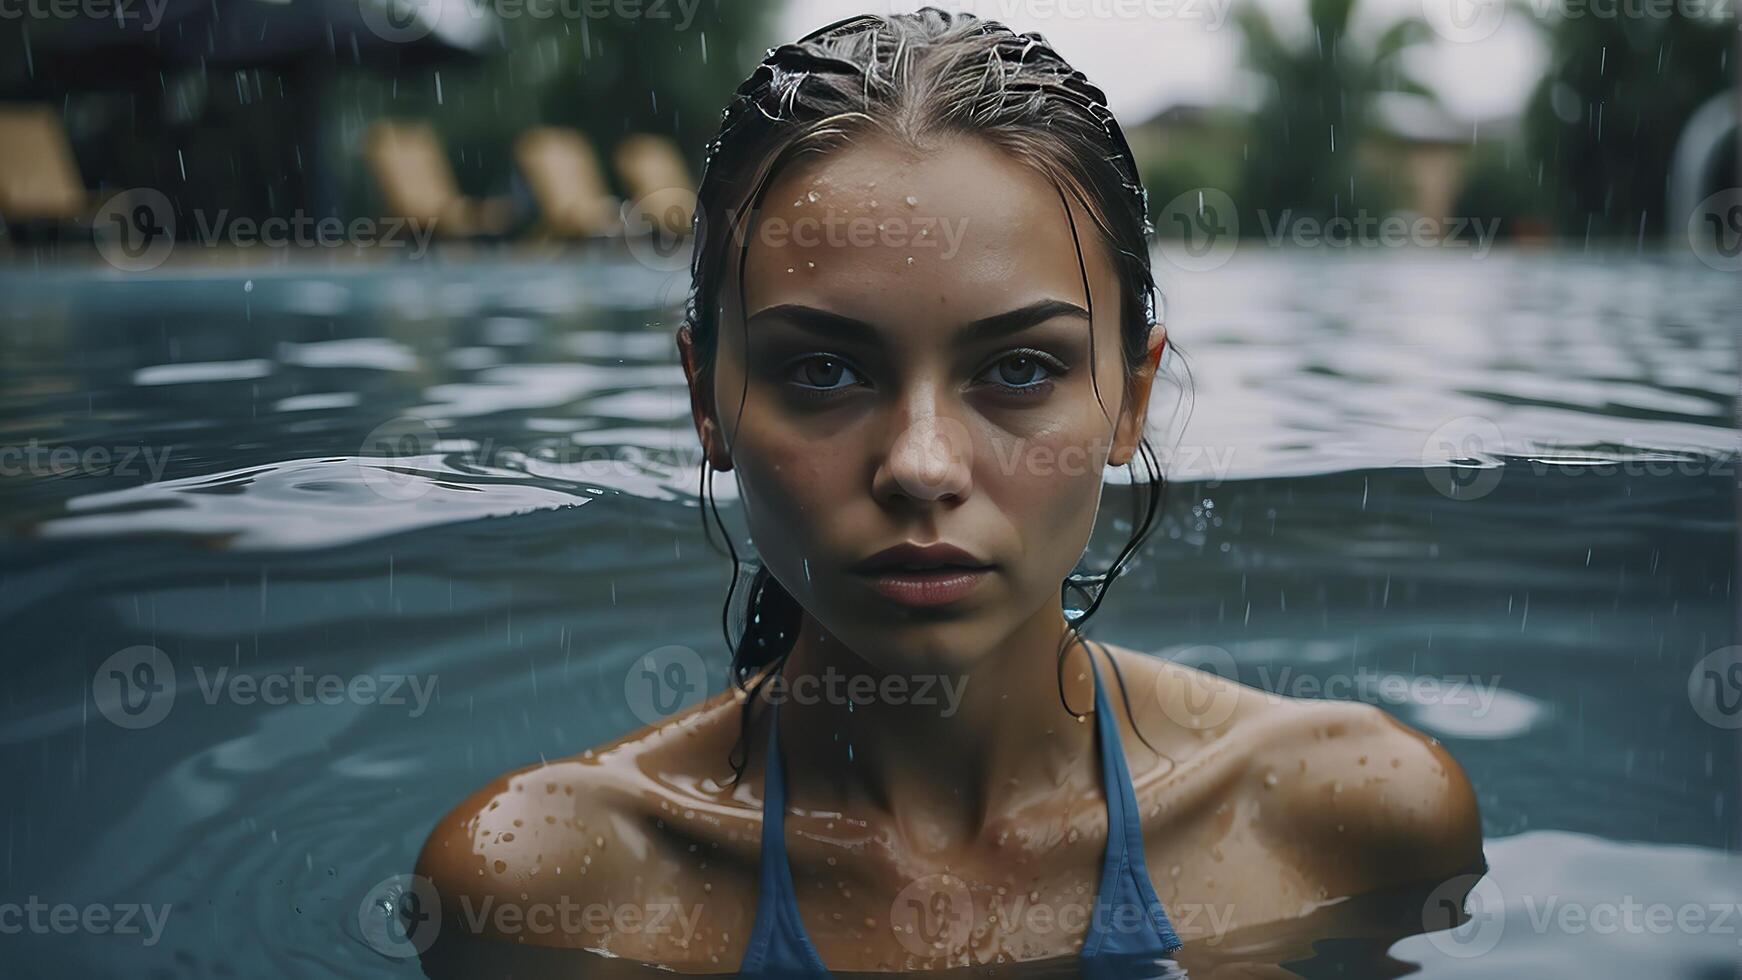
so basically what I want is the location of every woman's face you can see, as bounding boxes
[680,134,1164,674]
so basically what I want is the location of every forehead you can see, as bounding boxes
[733,134,1118,331]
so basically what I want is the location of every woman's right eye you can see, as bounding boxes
[786,355,863,394]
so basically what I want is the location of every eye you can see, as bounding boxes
[785,354,864,395]
[976,349,1064,394]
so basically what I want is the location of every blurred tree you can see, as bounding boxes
[1520,6,1734,239]
[1233,0,1437,224]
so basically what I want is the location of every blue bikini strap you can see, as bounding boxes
[1083,645,1185,957]
[741,697,831,976]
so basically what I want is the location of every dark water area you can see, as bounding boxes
[0,249,1736,978]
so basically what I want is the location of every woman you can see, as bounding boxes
[415,9,1483,974]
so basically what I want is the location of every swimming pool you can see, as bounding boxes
[0,246,1736,978]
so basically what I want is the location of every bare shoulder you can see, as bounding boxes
[1101,642,1483,892]
[413,687,762,957]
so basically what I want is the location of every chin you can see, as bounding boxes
[825,612,994,677]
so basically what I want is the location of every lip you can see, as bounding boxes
[850,541,994,574]
[850,541,995,608]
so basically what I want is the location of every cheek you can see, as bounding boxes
[732,416,854,557]
[981,420,1111,572]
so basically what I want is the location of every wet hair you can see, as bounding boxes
[678,8,1176,782]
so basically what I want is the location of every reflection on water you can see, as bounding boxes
[0,248,1735,979]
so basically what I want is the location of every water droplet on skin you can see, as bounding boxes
[1263,772,1278,788]
[905,256,914,265]
[905,195,918,207]
[806,261,815,269]
[806,190,820,203]
[786,267,795,274]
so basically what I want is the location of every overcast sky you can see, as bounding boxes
[778,0,1548,124]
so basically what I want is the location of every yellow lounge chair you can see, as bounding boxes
[613,133,694,238]
[363,119,513,240]
[512,126,620,240]
[0,104,94,234]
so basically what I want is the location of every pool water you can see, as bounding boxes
[0,248,1736,978]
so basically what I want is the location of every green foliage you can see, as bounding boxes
[1233,0,1437,225]
[1520,6,1734,238]
[1454,139,1552,238]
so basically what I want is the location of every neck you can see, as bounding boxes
[770,602,1105,856]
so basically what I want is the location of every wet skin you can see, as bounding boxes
[415,135,1483,974]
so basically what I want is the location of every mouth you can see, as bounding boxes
[849,541,995,608]
[855,566,992,607]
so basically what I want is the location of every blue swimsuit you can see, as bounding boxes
[738,643,1184,976]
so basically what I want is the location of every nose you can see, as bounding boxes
[873,387,974,504]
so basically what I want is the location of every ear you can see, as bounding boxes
[1108,322,1166,468]
[676,324,734,472]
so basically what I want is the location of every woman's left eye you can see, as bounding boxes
[977,351,1062,393]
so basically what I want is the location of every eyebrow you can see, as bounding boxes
[744,299,1091,345]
